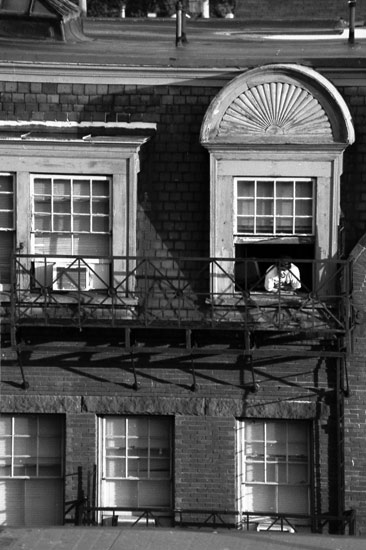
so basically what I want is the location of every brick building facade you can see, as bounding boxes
[0,15,366,536]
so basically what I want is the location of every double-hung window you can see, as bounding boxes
[31,174,111,291]
[99,416,172,515]
[237,419,310,516]
[0,414,64,526]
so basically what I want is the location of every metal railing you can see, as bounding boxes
[10,254,353,336]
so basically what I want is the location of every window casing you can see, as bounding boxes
[99,416,172,509]
[0,415,63,479]
[237,419,310,515]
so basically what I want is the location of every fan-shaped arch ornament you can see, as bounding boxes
[219,82,332,138]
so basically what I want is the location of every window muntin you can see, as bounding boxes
[238,419,310,515]
[0,415,63,479]
[104,417,171,481]
[32,175,111,256]
[235,178,314,237]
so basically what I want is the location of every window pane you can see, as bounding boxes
[296,180,313,198]
[106,418,126,437]
[0,211,13,228]
[276,218,293,233]
[296,200,312,216]
[257,200,273,215]
[245,441,264,457]
[257,181,273,197]
[54,215,71,232]
[0,418,12,436]
[92,217,109,233]
[276,181,293,198]
[14,438,35,456]
[150,458,170,478]
[0,195,13,210]
[74,216,90,232]
[244,484,276,513]
[245,462,264,482]
[0,437,11,455]
[256,217,273,233]
[34,178,51,194]
[34,198,51,214]
[53,179,70,195]
[92,198,109,215]
[288,464,308,484]
[34,215,51,231]
[106,458,125,478]
[245,422,264,441]
[129,418,147,437]
[73,180,90,196]
[237,199,254,216]
[73,198,90,214]
[92,180,109,196]
[237,180,254,197]
[53,198,71,214]
[0,174,13,193]
[295,218,312,233]
[276,200,293,216]
[15,417,37,436]
[278,486,309,514]
[237,218,254,233]
[73,234,109,256]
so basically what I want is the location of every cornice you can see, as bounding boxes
[0,61,364,88]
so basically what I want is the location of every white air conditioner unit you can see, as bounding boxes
[53,265,90,291]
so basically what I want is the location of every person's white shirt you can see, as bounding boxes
[264,262,301,292]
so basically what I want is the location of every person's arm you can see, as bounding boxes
[264,266,276,291]
[289,264,301,290]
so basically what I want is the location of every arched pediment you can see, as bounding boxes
[201,64,354,147]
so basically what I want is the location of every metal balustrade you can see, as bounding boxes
[9,254,353,339]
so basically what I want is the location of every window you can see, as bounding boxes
[31,175,111,291]
[0,415,64,526]
[0,172,14,285]
[0,415,63,478]
[237,419,310,515]
[32,175,111,256]
[235,178,314,238]
[99,416,172,511]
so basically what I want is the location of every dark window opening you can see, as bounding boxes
[235,243,315,293]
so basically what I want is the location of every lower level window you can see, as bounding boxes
[0,415,64,526]
[99,416,172,510]
[237,419,310,515]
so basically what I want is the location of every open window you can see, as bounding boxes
[234,177,315,292]
[200,64,354,298]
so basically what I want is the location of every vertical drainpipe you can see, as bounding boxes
[202,0,210,18]
[79,0,87,17]
[348,0,356,44]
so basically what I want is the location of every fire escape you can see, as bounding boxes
[5,252,355,532]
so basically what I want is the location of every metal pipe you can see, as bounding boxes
[348,0,356,44]
[202,0,210,18]
[176,1,187,46]
[79,0,87,17]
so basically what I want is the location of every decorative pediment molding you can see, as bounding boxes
[200,64,355,147]
[219,82,332,138]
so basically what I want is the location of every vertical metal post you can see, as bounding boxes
[202,0,210,18]
[176,1,187,46]
[348,0,356,44]
[79,0,87,17]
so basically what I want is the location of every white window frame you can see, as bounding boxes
[237,419,311,516]
[31,174,112,291]
[234,177,315,240]
[98,416,173,516]
[0,415,64,480]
